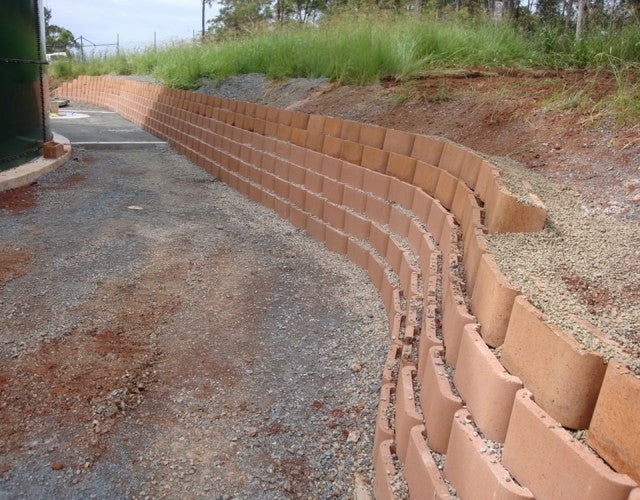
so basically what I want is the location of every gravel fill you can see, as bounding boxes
[0,144,388,498]
[487,156,640,374]
[196,73,330,109]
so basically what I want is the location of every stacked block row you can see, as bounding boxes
[56,76,640,497]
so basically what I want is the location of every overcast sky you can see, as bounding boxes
[44,0,219,51]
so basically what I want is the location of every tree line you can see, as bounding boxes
[203,0,640,40]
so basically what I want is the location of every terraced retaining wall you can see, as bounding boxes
[56,76,640,499]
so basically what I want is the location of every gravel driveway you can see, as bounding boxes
[0,122,387,498]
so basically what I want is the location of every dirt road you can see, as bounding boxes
[0,127,387,498]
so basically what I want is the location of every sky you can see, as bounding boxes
[44,0,219,52]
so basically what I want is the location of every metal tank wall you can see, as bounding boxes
[0,0,51,171]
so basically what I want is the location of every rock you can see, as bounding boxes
[350,363,362,373]
[244,426,258,437]
[346,430,361,443]
[51,462,64,470]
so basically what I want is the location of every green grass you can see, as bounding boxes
[49,12,640,122]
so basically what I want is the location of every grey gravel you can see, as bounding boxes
[0,143,388,498]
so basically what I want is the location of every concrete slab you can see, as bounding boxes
[50,103,166,148]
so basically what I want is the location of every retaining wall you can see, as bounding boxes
[56,76,640,498]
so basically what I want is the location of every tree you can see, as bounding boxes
[208,0,273,39]
[44,8,77,53]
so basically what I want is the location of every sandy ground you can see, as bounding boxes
[0,131,388,498]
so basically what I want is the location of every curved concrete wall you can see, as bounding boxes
[56,76,640,498]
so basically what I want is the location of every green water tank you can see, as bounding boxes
[0,0,51,171]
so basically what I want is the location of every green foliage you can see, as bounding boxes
[44,7,77,53]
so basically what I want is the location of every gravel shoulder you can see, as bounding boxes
[0,143,388,498]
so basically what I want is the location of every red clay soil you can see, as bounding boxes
[299,70,640,221]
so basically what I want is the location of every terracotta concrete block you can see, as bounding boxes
[501,296,607,429]
[383,129,416,156]
[411,135,445,166]
[434,170,458,210]
[321,177,344,205]
[273,158,289,180]
[450,181,473,224]
[290,127,308,147]
[276,123,291,141]
[275,140,291,160]
[362,169,391,199]
[306,217,325,243]
[341,140,364,165]
[306,114,325,133]
[388,205,411,239]
[419,346,463,454]
[630,489,640,500]
[288,184,306,209]
[305,191,325,218]
[359,123,387,149]
[374,382,396,453]
[365,195,391,225]
[459,149,484,189]
[340,120,361,142]
[388,178,416,211]
[288,163,306,186]
[302,149,322,172]
[346,238,369,269]
[289,144,306,166]
[396,365,424,462]
[413,161,441,196]
[262,136,276,154]
[445,409,534,500]
[588,361,640,483]
[277,108,293,126]
[361,146,389,173]
[387,153,417,183]
[426,201,447,245]
[253,118,266,136]
[411,189,433,224]
[385,237,403,275]
[305,131,325,152]
[382,341,403,385]
[323,201,346,229]
[275,197,290,220]
[462,227,488,294]
[503,390,636,500]
[344,211,371,240]
[407,221,426,256]
[485,180,547,233]
[381,273,398,314]
[373,440,397,500]
[260,171,276,192]
[322,135,344,158]
[290,110,309,130]
[43,141,65,159]
[262,154,276,173]
[369,223,389,256]
[266,106,279,123]
[340,161,364,189]
[405,425,454,500]
[249,183,263,203]
[322,117,342,137]
[325,226,348,255]
[454,324,522,443]
[342,185,367,213]
[367,253,385,290]
[470,253,520,347]
[320,155,342,180]
[438,143,468,178]
[442,279,476,367]
[304,170,323,193]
